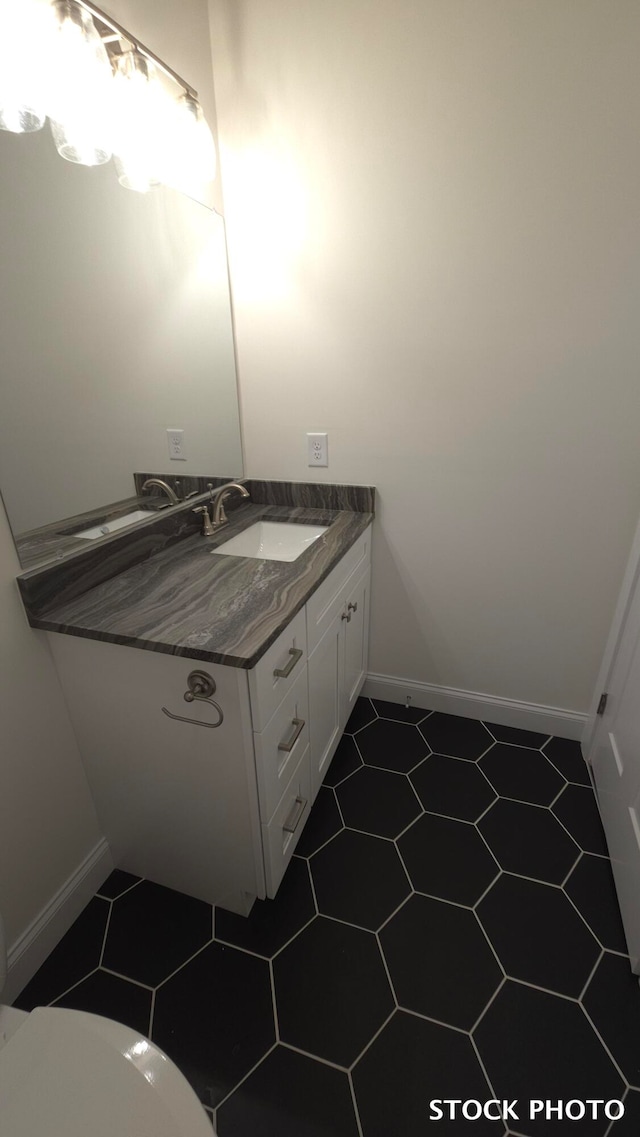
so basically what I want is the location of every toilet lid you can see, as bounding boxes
[0,1006,213,1137]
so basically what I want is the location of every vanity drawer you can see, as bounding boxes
[254,665,309,824]
[249,607,307,731]
[306,526,372,654]
[262,746,311,897]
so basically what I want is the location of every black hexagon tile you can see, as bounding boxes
[543,736,591,786]
[273,915,394,1066]
[380,894,502,1029]
[294,785,344,856]
[355,717,429,773]
[478,799,579,884]
[311,828,410,931]
[353,1010,503,1136]
[322,735,363,786]
[14,895,109,1011]
[216,1045,360,1136]
[420,712,493,760]
[479,743,565,806]
[53,969,152,1036]
[552,784,609,856]
[474,981,625,1137]
[344,696,377,735]
[564,854,628,954]
[410,752,496,821]
[153,941,275,1109]
[371,697,430,724]
[477,874,600,997]
[398,813,499,904]
[102,879,212,986]
[336,764,422,838]
[214,857,315,958]
[583,953,640,1088]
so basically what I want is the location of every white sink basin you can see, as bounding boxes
[216,521,327,562]
[73,511,153,540]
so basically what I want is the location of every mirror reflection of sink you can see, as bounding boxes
[215,521,328,562]
[72,510,153,541]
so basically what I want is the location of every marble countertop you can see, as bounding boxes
[23,502,373,668]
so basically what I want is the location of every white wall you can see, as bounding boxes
[0,501,102,947]
[209,0,640,714]
[0,0,218,957]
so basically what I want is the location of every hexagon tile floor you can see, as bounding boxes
[14,698,640,1136]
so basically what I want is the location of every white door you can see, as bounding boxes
[587,521,640,972]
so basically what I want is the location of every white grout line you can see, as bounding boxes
[154,936,215,990]
[348,1069,365,1137]
[468,975,508,1036]
[269,958,280,1042]
[346,1007,397,1070]
[48,966,101,1006]
[212,1042,279,1113]
[148,987,156,1037]
[399,1003,471,1036]
[95,877,143,902]
[579,1000,631,1090]
[578,948,604,1002]
[278,1039,350,1072]
[98,898,113,967]
[472,907,507,977]
[99,966,156,992]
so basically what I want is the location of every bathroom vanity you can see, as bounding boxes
[19,482,373,915]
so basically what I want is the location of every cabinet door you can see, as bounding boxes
[308,613,344,802]
[343,565,371,727]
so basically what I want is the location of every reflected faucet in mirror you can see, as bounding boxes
[141,478,181,507]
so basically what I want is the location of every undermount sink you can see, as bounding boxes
[215,521,328,562]
[73,511,153,541]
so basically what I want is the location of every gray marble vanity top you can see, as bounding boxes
[18,486,374,668]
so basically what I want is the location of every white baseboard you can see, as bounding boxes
[362,673,587,742]
[5,838,113,1005]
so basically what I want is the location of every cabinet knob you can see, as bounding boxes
[342,610,351,622]
[348,601,358,613]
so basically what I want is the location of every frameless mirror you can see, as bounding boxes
[0,126,243,567]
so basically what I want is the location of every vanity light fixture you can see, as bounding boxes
[0,0,216,198]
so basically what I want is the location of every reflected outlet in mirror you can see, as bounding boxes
[215,522,328,562]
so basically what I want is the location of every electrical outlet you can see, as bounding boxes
[307,432,328,467]
[167,429,186,461]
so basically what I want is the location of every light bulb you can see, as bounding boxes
[0,0,53,133]
[48,0,113,165]
[112,49,165,192]
[161,93,216,200]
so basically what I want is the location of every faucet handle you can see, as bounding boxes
[192,505,215,537]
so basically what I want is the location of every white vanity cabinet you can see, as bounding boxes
[46,524,371,915]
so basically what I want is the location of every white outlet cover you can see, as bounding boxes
[167,429,186,461]
[307,432,328,467]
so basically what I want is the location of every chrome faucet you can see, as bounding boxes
[210,482,250,530]
[141,478,180,506]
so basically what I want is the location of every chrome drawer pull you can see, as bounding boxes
[278,717,305,752]
[348,601,358,613]
[161,670,224,728]
[283,795,308,834]
[273,646,303,679]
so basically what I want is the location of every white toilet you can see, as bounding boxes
[0,914,214,1137]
